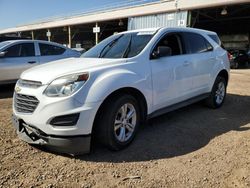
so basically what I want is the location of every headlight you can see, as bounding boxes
[44,73,89,97]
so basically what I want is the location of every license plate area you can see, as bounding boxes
[12,115,40,141]
[12,114,21,131]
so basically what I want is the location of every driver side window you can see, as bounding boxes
[152,33,184,59]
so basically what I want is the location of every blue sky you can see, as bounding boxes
[0,0,158,30]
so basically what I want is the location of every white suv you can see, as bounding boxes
[12,27,230,155]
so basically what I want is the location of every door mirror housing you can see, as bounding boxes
[151,46,172,59]
[0,51,7,58]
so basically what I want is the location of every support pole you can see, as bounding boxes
[95,22,99,45]
[187,11,192,27]
[31,31,34,40]
[47,29,51,41]
[68,26,71,48]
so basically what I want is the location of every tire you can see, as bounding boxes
[205,76,227,109]
[95,94,141,151]
[234,61,239,69]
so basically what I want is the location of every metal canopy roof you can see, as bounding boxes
[0,0,249,34]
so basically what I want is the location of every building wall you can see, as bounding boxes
[127,11,188,30]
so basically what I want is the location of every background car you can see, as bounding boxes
[72,47,86,54]
[0,40,81,84]
[228,49,249,69]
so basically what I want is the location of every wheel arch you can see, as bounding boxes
[217,69,229,86]
[92,87,148,135]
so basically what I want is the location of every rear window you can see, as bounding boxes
[0,41,11,49]
[39,43,66,56]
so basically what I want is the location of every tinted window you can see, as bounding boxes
[126,34,154,58]
[208,34,221,45]
[153,33,184,56]
[5,43,35,57]
[239,50,247,56]
[205,39,213,51]
[183,32,211,54]
[39,43,66,56]
[83,31,154,59]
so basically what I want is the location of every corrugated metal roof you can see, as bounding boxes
[0,0,249,34]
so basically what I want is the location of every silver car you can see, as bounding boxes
[0,40,81,84]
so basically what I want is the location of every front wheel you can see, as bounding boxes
[205,76,227,109]
[95,95,141,151]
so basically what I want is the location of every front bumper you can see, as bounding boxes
[12,83,102,155]
[12,115,91,155]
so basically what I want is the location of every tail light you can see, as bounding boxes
[227,52,233,60]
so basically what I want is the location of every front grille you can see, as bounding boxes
[14,93,39,113]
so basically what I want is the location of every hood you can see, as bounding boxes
[21,57,126,84]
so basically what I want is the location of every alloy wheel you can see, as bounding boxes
[114,103,137,142]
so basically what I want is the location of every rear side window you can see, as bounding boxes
[39,43,66,56]
[182,32,212,54]
[5,43,35,57]
[208,34,221,46]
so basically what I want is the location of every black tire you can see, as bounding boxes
[205,76,227,109]
[234,61,239,69]
[95,94,141,151]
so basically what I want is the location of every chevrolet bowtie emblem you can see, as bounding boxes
[15,86,21,93]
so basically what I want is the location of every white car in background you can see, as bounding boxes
[0,40,81,84]
[12,27,230,155]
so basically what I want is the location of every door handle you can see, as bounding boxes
[27,61,36,64]
[183,61,190,66]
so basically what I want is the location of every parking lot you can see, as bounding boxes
[0,69,250,188]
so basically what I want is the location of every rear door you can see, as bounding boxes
[38,42,67,64]
[0,42,38,82]
[181,32,215,95]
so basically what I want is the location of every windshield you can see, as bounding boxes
[0,41,11,50]
[82,31,156,59]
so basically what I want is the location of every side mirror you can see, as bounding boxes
[0,51,7,58]
[151,46,172,59]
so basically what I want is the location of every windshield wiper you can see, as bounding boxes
[122,34,132,58]
[98,34,124,58]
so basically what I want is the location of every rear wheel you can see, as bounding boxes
[234,61,239,69]
[95,94,141,151]
[205,76,227,109]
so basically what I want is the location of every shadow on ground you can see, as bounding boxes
[76,93,250,162]
[15,90,250,162]
[0,84,15,99]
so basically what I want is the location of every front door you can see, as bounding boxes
[150,32,194,111]
[0,42,38,82]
